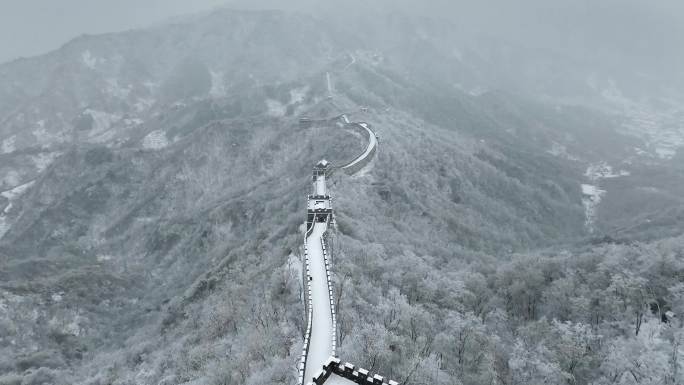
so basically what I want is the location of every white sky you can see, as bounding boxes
[1,0,681,73]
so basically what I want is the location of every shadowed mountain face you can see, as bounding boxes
[0,7,683,385]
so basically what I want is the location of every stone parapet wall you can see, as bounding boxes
[298,224,315,385]
[300,192,335,385]
[321,236,337,356]
[340,122,377,175]
[314,357,400,385]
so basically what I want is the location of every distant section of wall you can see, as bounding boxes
[341,142,376,175]
[297,115,388,385]
[340,122,377,175]
[299,115,345,129]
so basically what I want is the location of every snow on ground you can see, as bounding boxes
[266,99,286,117]
[105,78,132,100]
[580,162,629,233]
[303,223,335,385]
[344,127,363,140]
[32,152,61,173]
[546,141,579,161]
[209,71,227,98]
[134,98,155,112]
[1,135,16,154]
[351,156,376,179]
[581,184,605,234]
[0,217,9,239]
[2,180,35,201]
[1,171,20,188]
[288,253,303,283]
[0,180,35,238]
[96,255,114,262]
[81,50,99,69]
[83,109,121,140]
[123,118,143,127]
[142,130,169,150]
[585,162,630,182]
[290,86,309,104]
[454,83,489,97]
[600,81,684,159]
[31,119,58,145]
[48,312,84,336]
[623,107,684,159]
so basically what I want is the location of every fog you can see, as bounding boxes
[0,0,227,63]
[2,1,684,384]
[2,0,683,75]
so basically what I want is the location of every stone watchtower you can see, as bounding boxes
[307,160,333,230]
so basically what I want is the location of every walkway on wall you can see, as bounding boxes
[340,122,377,173]
[303,222,335,383]
[298,110,395,385]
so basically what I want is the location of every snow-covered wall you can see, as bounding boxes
[313,357,400,385]
[298,231,315,385]
[321,236,337,357]
[340,122,377,175]
[299,116,387,385]
[300,191,335,385]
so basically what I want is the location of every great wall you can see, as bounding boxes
[296,111,397,385]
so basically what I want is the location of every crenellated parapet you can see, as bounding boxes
[299,115,346,129]
[300,159,336,385]
[313,357,400,385]
[298,114,394,385]
[321,236,337,357]
[340,122,378,175]
[298,229,315,385]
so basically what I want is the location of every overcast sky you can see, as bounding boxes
[1,0,682,70]
[0,0,230,63]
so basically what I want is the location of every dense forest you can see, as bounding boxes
[0,3,682,385]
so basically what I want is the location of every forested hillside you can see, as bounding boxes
[0,5,682,385]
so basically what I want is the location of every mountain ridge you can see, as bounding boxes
[0,7,682,385]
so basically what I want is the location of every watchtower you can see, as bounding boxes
[307,160,333,230]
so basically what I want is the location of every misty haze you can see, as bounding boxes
[0,1,683,385]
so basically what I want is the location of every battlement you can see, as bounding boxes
[298,118,391,385]
[313,357,399,385]
[307,160,334,230]
[300,116,339,129]
[307,195,333,231]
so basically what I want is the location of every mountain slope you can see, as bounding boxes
[0,7,682,385]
